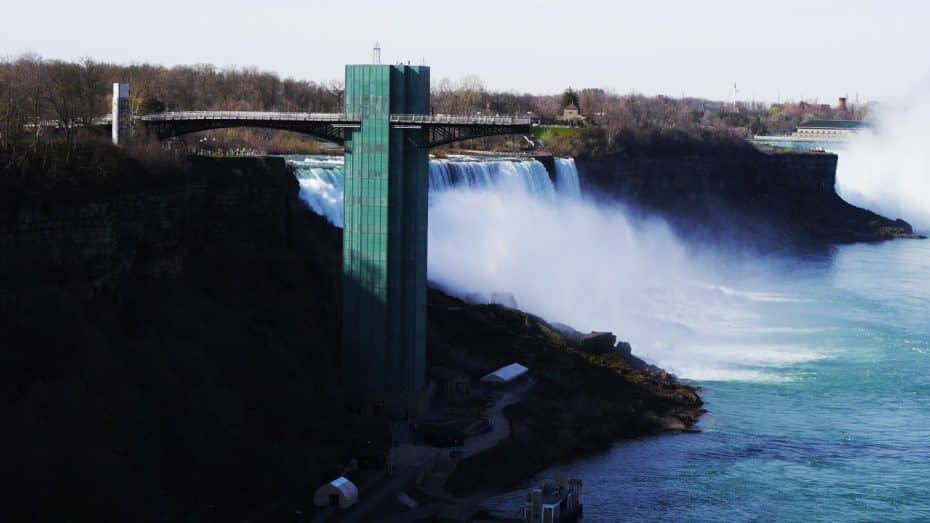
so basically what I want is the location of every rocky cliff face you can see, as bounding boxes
[0,154,702,520]
[576,149,918,246]
[0,156,352,521]
[0,157,294,306]
[429,291,702,496]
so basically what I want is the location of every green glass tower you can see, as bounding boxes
[342,65,430,411]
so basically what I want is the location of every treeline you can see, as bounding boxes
[1,54,865,158]
[0,55,345,152]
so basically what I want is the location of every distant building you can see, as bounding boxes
[560,103,584,123]
[793,119,869,140]
[522,477,583,522]
[837,97,848,112]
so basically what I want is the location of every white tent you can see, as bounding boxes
[313,476,359,509]
[480,362,529,384]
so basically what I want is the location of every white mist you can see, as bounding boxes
[294,157,826,382]
[836,93,930,232]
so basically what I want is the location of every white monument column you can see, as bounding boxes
[112,83,131,145]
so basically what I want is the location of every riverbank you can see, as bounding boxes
[429,291,703,497]
[0,153,701,520]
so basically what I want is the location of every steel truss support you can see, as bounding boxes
[415,124,530,148]
[143,119,356,145]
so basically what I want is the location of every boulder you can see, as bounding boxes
[616,340,633,357]
[579,331,617,355]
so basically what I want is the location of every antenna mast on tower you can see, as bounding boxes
[373,42,382,65]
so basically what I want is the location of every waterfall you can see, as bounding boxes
[291,156,581,226]
[429,158,559,198]
[554,158,582,198]
[293,156,345,227]
[292,154,800,382]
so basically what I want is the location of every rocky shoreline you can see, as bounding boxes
[428,291,703,496]
[0,154,700,520]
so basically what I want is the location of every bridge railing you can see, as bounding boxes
[134,111,530,126]
[25,116,112,129]
[137,111,361,122]
[390,114,531,126]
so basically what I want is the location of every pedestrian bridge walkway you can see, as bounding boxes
[135,111,531,147]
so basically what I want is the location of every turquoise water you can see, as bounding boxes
[749,138,847,153]
[490,239,930,521]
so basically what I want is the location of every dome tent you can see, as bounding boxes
[313,476,359,509]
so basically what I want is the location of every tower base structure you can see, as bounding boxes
[341,65,431,416]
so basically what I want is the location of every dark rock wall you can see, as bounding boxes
[576,150,915,245]
[0,157,352,521]
[0,157,293,305]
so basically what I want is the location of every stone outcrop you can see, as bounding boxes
[429,295,703,496]
[579,331,617,354]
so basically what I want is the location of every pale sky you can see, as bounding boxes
[4,0,930,103]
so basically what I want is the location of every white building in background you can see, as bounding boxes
[560,103,585,123]
[793,120,870,141]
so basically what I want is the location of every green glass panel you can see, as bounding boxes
[342,64,431,410]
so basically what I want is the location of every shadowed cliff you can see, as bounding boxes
[0,152,701,520]
[0,154,352,520]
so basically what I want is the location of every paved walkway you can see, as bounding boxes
[463,379,533,457]
[313,381,534,521]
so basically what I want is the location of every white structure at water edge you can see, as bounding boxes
[522,477,583,522]
[481,362,529,384]
[793,119,869,140]
[313,476,359,509]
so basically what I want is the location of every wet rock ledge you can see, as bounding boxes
[428,291,703,496]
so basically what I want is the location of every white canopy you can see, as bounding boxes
[481,362,529,384]
[313,476,359,509]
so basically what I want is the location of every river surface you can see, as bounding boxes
[291,154,930,522]
[486,238,930,522]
